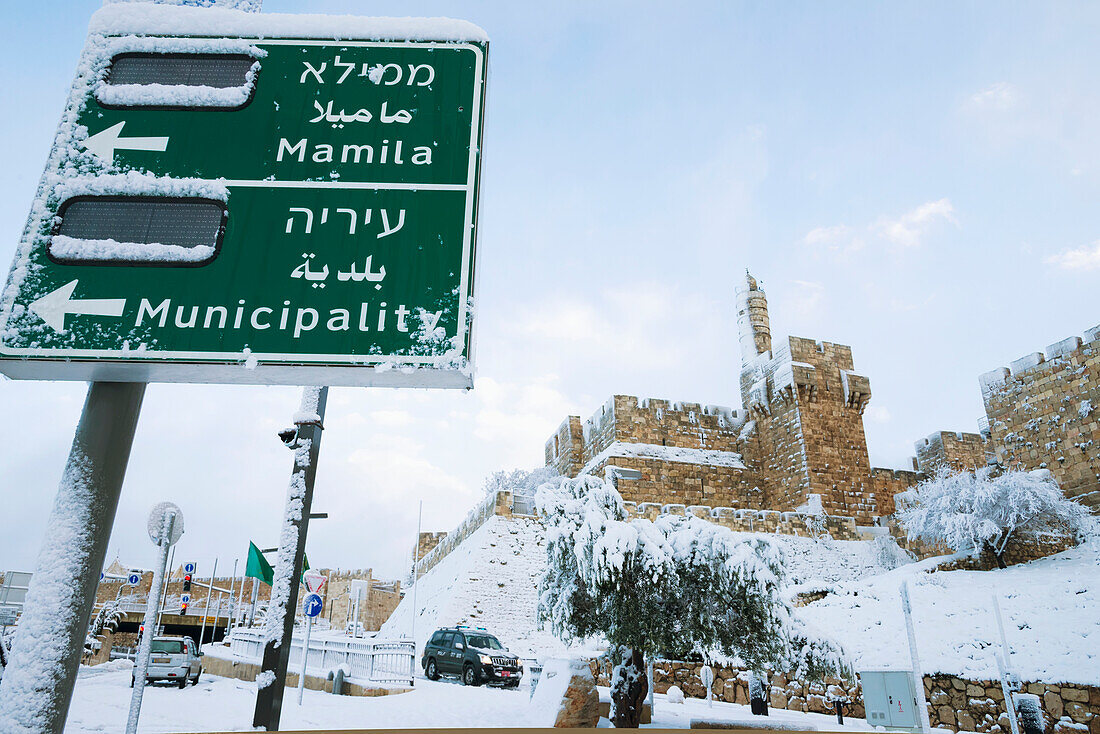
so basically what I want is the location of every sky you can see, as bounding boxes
[1,1,1098,583]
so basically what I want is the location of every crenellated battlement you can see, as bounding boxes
[545,394,749,479]
[914,430,990,475]
[979,324,1099,510]
[979,325,1100,400]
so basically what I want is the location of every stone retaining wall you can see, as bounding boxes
[592,657,1099,734]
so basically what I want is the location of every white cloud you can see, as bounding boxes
[1044,240,1100,271]
[802,225,861,253]
[787,280,825,317]
[872,198,958,249]
[969,82,1021,111]
[803,199,958,256]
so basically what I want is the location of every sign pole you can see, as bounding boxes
[410,499,422,643]
[0,381,145,734]
[199,558,218,646]
[253,386,328,731]
[156,545,175,631]
[900,582,932,734]
[297,616,314,705]
[225,558,238,638]
[127,506,183,734]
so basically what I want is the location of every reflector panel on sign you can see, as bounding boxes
[107,53,256,89]
[50,198,225,266]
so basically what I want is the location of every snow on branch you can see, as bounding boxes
[534,474,852,682]
[898,466,1093,562]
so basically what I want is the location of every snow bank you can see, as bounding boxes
[89,3,489,42]
[580,441,747,475]
[526,658,583,726]
[797,536,1100,684]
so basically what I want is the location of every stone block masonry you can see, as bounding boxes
[981,325,1100,510]
[591,657,1100,734]
[916,430,991,475]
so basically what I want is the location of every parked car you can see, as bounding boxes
[131,636,202,689]
[421,626,522,687]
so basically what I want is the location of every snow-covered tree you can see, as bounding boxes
[898,467,1093,568]
[482,466,559,498]
[84,601,125,658]
[536,475,851,727]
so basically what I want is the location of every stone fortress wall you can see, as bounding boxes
[542,274,1098,544]
[915,430,991,475]
[545,273,907,526]
[980,325,1100,511]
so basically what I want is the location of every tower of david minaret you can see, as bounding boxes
[737,271,772,358]
[736,272,879,523]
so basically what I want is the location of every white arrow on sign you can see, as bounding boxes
[30,280,126,332]
[81,121,169,164]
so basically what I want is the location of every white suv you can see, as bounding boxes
[132,636,203,688]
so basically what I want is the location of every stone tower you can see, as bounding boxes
[736,271,772,359]
[737,277,878,522]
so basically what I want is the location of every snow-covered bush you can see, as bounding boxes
[898,467,1093,568]
[84,601,125,659]
[535,474,851,727]
[870,534,914,571]
[666,685,685,704]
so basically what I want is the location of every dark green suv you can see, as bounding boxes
[421,626,522,687]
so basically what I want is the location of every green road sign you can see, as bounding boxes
[0,7,487,388]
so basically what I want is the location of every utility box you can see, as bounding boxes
[860,670,923,731]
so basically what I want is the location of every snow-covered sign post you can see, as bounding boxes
[127,502,184,734]
[535,475,852,728]
[0,2,488,732]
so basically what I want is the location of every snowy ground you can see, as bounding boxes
[381,515,1100,685]
[65,660,876,732]
[379,516,902,659]
[798,535,1100,683]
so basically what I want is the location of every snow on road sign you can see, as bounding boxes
[0,4,488,388]
[303,571,327,594]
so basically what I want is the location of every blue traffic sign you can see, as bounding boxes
[302,593,323,618]
[127,573,141,586]
[183,562,196,574]
[181,593,191,604]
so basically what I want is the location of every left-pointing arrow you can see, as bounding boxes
[29,280,126,333]
[80,121,170,165]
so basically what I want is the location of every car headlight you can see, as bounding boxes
[479,654,492,665]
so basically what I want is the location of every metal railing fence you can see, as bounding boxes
[229,628,415,686]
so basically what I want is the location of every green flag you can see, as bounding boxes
[245,541,274,586]
[297,554,310,587]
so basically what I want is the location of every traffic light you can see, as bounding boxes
[182,573,192,593]
[138,624,144,641]
[180,600,188,615]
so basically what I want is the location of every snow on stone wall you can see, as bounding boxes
[980,326,1100,510]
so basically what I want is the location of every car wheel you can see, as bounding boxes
[425,659,440,681]
[192,668,202,686]
[178,677,187,689]
[463,664,480,687]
